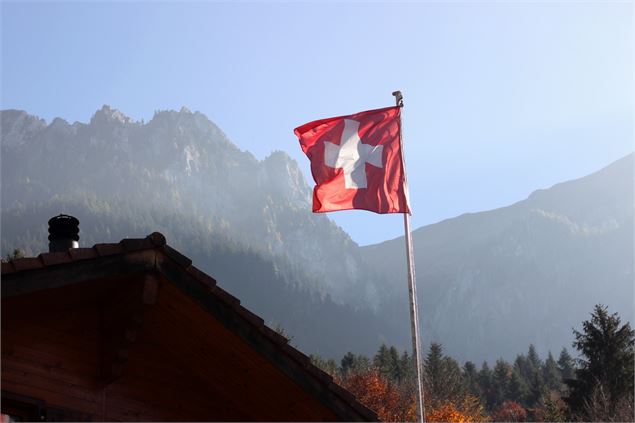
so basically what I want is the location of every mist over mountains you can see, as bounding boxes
[1,106,380,307]
[1,106,405,359]
[364,154,634,361]
[1,106,632,363]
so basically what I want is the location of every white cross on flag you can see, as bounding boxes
[294,106,410,214]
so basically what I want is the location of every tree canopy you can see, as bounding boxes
[564,304,634,421]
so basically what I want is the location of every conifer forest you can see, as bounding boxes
[310,304,634,422]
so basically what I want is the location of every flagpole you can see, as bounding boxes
[393,90,426,423]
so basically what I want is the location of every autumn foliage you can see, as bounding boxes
[309,305,633,423]
[426,402,472,422]
[342,370,491,422]
[342,371,416,422]
[427,395,489,422]
[492,400,527,422]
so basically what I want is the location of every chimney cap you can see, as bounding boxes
[48,214,79,225]
[48,214,80,242]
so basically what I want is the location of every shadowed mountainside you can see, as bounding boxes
[2,106,632,363]
[363,154,634,361]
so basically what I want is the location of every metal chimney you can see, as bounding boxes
[48,214,80,253]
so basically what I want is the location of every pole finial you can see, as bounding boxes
[392,90,404,107]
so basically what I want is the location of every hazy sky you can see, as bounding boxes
[2,1,632,245]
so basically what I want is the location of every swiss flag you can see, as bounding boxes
[294,106,410,214]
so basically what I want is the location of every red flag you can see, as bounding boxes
[294,106,410,214]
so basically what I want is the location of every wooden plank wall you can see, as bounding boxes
[1,275,341,422]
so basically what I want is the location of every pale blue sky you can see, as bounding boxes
[2,1,633,245]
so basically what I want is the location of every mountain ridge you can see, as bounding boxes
[2,106,632,363]
[1,105,407,358]
[362,153,633,361]
[1,106,380,308]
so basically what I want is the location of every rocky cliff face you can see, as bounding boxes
[2,106,632,363]
[1,106,376,307]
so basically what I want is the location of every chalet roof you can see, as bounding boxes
[1,233,379,422]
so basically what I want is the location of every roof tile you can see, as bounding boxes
[120,238,153,252]
[281,343,310,367]
[347,399,378,420]
[1,261,16,275]
[12,257,44,271]
[68,248,99,261]
[146,232,167,247]
[39,252,72,266]
[94,243,122,257]
[305,363,334,384]
[163,245,192,268]
[211,286,240,307]
[186,266,217,289]
[237,308,265,328]
[261,325,288,346]
[328,382,357,403]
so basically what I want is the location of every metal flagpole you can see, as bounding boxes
[392,90,426,423]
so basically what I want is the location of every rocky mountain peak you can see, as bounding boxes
[2,106,377,313]
[262,151,311,206]
[2,105,632,363]
[0,109,47,148]
[90,105,132,126]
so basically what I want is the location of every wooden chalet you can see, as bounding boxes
[1,231,379,422]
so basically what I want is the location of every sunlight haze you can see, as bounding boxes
[1,1,632,245]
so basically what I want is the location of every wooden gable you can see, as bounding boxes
[1,233,378,422]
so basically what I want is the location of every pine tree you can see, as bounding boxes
[526,369,548,408]
[491,359,511,408]
[399,351,414,383]
[507,369,529,405]
[442,355,465,400]
[514,353,530,382]
[478,361,494,410]
[353,354,371,375]
[423,343,464,406]
[373,343,393,380]
[342,352,371,377]
[543,351,562,392]
[557,348,575,382]
[564,304,635,420]
[527,344,542,374]
[388,346,401,382]
[341,352,356,377]
[463,361,481,398]
[310,354,339,377]
[424,343,445,406]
